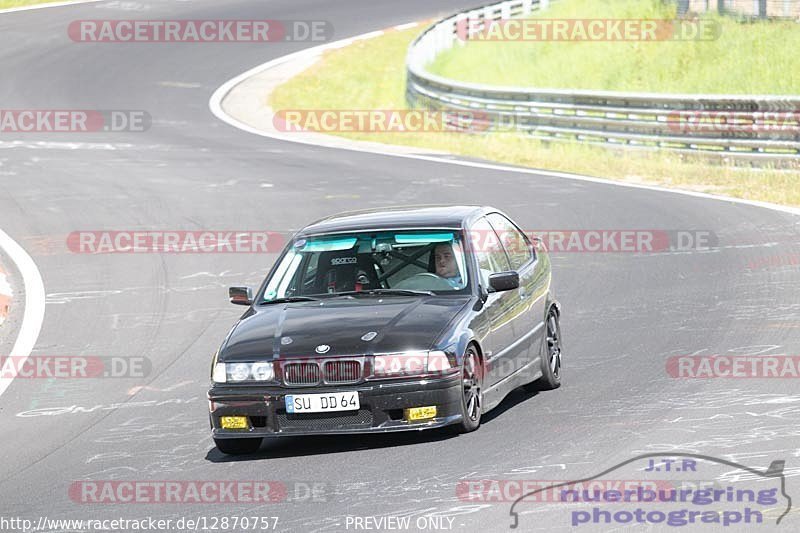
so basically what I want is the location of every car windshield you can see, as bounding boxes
[261,230,469,301]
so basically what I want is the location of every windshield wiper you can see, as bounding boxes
[332,289,435,297]
[259,296,319,305]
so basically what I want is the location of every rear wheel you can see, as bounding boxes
[525,307,562,391]
[214,437,262,455]
[453,345,483,433]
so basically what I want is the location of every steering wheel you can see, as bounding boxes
[393,272,454,291]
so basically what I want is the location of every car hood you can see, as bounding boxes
[220,296,471,361]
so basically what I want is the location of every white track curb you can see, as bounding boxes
[0,228,46,397]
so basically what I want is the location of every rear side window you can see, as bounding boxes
[486,213,534,270]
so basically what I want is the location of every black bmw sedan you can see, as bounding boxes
[209,206,562,454]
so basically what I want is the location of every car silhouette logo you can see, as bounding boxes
[315,344,330,354]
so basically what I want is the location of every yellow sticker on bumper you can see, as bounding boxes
[220,416,248,429]
[405,406,437,421]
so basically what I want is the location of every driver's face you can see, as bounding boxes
[434,244,458,278]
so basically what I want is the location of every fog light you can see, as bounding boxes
[404,406,437,421]
[220,416,248,429]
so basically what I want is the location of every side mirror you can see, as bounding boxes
[488,271,519,292]
[229,286,253,306]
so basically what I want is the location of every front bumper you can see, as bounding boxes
[208,373,463,439]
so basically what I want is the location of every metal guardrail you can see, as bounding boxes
[716,0,800,19]
[405,0,800,161]
[682,0,800,19]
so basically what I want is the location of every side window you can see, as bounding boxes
[470,218,511,286]
[486,213,534,270]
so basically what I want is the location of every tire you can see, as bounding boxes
[525,307,562,392]
[452,345,483,433]
[214,437,262,455]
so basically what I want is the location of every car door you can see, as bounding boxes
[469,217,524,387]
[486,213,547,371]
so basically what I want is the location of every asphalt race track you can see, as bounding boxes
[1,1,799,531]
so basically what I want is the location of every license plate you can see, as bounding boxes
[285,392,360,414]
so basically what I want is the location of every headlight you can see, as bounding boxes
[229,363,251,382]
[251,362,275,381]
[372,351,453,377]
[212,362,276,383]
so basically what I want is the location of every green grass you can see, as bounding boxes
[429,0,800,94]
[0,0,77,7]
[269,24,800,208]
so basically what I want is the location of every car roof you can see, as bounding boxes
[297,205,493,236]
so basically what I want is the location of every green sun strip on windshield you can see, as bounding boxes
[295,237,358,252]
[394,233,455,244]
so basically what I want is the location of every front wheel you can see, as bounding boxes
[452,345,483,433]
[214,437,262,455]
[526,307,562,391]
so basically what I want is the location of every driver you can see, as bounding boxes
[434,242,463,288]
